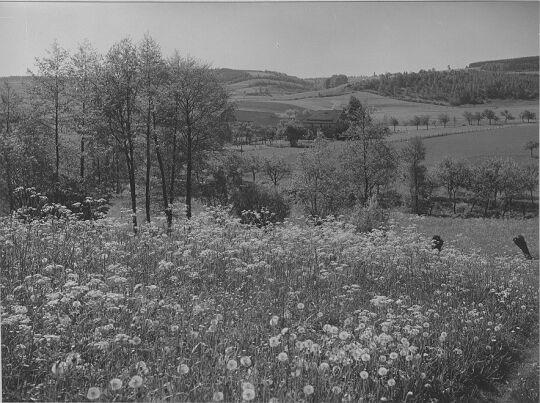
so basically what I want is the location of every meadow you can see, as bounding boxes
[1,210,538,402]
[242,124,539,170]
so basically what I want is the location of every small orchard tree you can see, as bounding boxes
[473,112,483,125]
[242,154,262,182]
[482,109,496,125]
[389,116,399,132]
[438,113,450,128]
[411,115,421,130]
[420,115,430,130]
[401,137,427,214]
[500,110,514,124]
[463,111,473,125]
[263,155,291,187]
[436,157,470,213]
[524,141,539,158]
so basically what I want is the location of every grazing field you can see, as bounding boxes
[1,211,538,402]
[243,124,539,169]
[232,86,539,127]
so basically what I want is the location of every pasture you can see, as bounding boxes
[232,87,539,128]
[1,211,537,402]
[243,124,539,169]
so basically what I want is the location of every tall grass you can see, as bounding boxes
[1,210,538,402]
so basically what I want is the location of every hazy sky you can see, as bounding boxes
[0,1,538,78]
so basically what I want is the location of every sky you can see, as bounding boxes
[0,1,538,78]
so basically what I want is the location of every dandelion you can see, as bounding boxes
[277,352,288,362]
[388,378,396,387]
[332,386,342,394]
[226,359,238,371]
[136,361,149,375]
[268,398,279,403]
[171,325,179,332]
[178,363,190,374]
[360,371,369,379]
[128,375,143,388]
[109,378,123,391]
[319,362,330,372]
[303,385,314,395]
[87,387,101,400]
[378,367,388,376]
[240,356,252,367]
[242,388,255,401]
[242,381,255,390]
[130,336,142,346]
[270,315,279,326]
[361,353,370,362]
[339,331,350,340]
[389,352,398,360]
[51,361,68,376]
[269,336,280,347]
[297,302,305,310]
[213,392,224,401]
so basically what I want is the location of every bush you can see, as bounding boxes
[349,196,388,232]
[231,183,290,226]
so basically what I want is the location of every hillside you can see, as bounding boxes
[468,56,539,72]
[215,68,314,97]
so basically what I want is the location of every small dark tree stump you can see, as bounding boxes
[513,235,532,259]
[431,235,444,252]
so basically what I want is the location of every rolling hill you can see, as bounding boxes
[468,56,539,72]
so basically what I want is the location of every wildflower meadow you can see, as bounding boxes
[1,209,538,402]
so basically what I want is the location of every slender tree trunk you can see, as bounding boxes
[55,96,60,183]
[145,105,151,223]
[168,129,178,204]
[185,125,193,219]
[484,198,489,216]
[115,148,121,194]
[125,143,138,233]
[80,101,86,179]
[152,116,172,230]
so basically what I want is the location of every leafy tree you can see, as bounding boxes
[278,121,306,147]
[29,40,71,182]
[482,109,496,125]
[97,38,142,232]
[420,115,430,130]
[263,155,291,186]
[438,113,450,128]
[138,34,166,223]
[473,112,483,125]
[167,54,231,219]
[524,141,539,158]
[389,116,399,132]
[463,111,473,125]
[243,154,262,182]
[341,99,396,204]
[500,110,514,124]
[522,110,536,123]
[521,164,538,208]
[292,139,348,217]
[69,40,100,180]
[411,115,421,130]
[401,137,426,214]
[436,157,470,213]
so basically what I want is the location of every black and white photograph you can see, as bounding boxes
[0,1,539,402]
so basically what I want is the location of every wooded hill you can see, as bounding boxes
[351,57,539,106]
[468,56,538,72]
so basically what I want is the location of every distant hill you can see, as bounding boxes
[215,68,314,97]
[351,64,538,106]
[468,56,539,72]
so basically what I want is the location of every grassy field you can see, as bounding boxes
[1,210,537,402]
[232,86,539,128]
[243,124,539,169]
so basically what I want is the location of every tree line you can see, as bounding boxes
[0,36,234,231]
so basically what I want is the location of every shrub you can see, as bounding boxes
[349,196,388,232]
[231,183,290,225]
